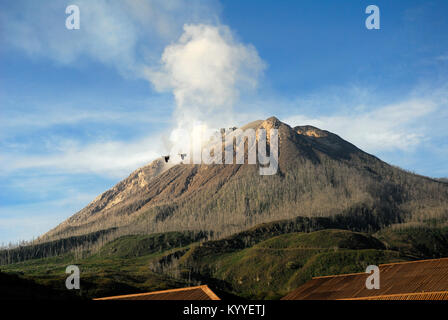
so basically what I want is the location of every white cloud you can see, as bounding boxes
[1,1,267,166]
[145,24,265,154]
[0,0,267,193]
[436,54,448,61]
[0,104,171,132]
[284,97,442,153]
[146,24,264,110]
[0,192,97,244]
[0,0,219,78]
[0,215,60,244]
[0,175,102,244]
[0,1,263,158]
[0,134,165,178]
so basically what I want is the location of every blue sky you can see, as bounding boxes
[1,0,448,244]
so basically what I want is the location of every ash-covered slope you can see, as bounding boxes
[43,157,174,240]
[42,117,448,241]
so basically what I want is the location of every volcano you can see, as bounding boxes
[41,116,448,243]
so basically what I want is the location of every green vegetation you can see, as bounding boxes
[2,119,448,299]
[0,228,116,265]
[0,270,84,300]
[376,225,448,259]
[255,229,385,250]
[177,229,406,299]
[96,231,209,258]
[4,221,448,300]
[4,215,448,300]
[1,232,204,299]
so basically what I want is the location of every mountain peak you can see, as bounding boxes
[42,116,381,240]
[265,115,281,123]
[261,116,282,129]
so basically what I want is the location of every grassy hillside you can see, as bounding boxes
[0,228,116,265]
[96,231,209,258]
[177,229,406,299]
[0,228,400,299]
[254,229,385,250]
[5,218,448,300]
[0,270,84,300]
[376,225,448,259]
[1,233,200,299]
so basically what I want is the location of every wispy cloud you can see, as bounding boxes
[0,102,172,133]
[0,191,97,244]
[146,24,265,113]
[285,99,437,153]
[0,170,105,244]
[0,134,165,178]
[0,0,219,78]
[436,54,448,62]
[145,23,266,153]
[283,85,448,154]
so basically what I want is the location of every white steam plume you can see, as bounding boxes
[145,24,266,159]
